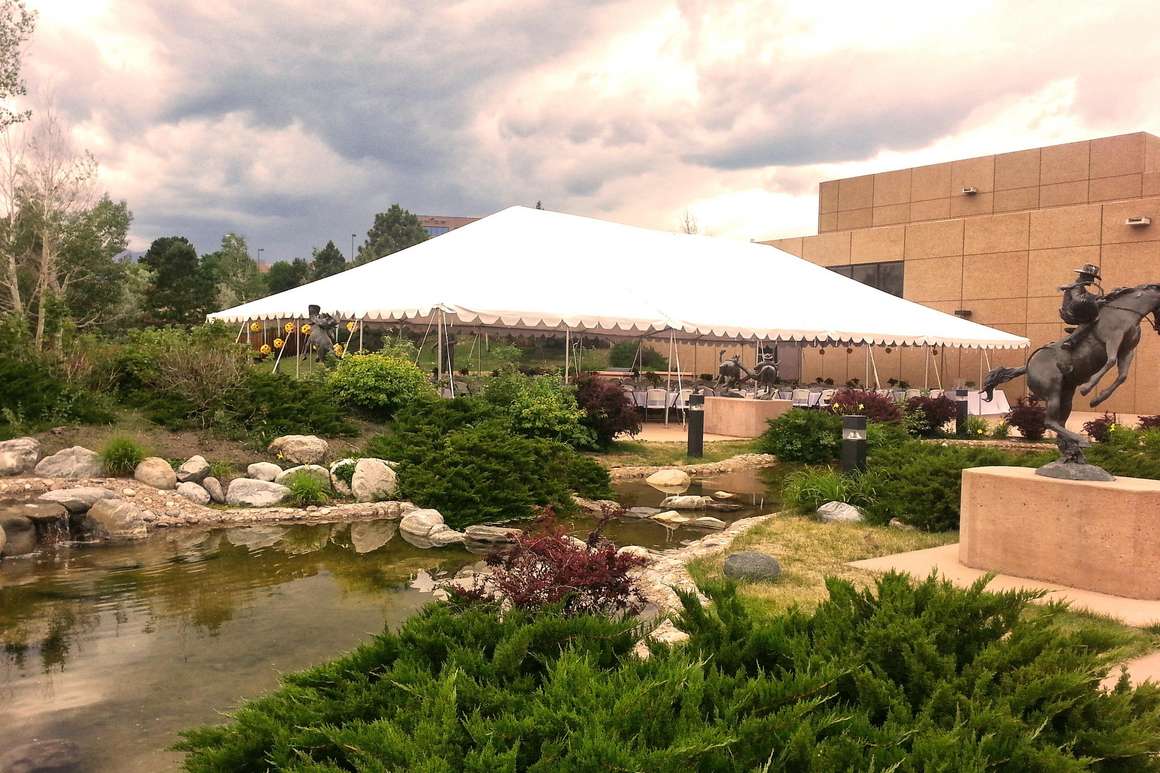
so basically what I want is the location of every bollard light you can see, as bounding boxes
[955,388,969,436]
[686,392,705,458]
[840,414,867,473]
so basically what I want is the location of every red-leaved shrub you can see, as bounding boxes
[466,512,646,616]
[905,395,958,437]
[1139,415,1160,431]
[1082,412,1118,443]
[1006,399,1047,441]
[576,375,641,447]
[828,389,902,423]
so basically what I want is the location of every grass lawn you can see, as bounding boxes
[592,438,760,468]
[686,513,1160,665]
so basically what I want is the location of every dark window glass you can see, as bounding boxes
[829,265,853,278]
[425,226,450,237]
[878,261,904,296]
[852,263,878,287]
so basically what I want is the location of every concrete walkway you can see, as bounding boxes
[850,543,1160,687]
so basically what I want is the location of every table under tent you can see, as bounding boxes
[209,206,1028,423]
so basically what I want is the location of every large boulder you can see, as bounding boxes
[350,520,398,554]
[176,455,210,483]
[275,464,331,489]
[226,478,290,507]
[176,481,211,506]
[0,437,39,476]
[37,487,115,513]
[463,525,522,545]
[658,495,713,510]
[351,458,398,502]
[84,498,147,540]
[202,476,226,504]
[267,434,329,465]
[816,501,865,523]
[0,513,35,556]
[329,458,356,496]
[247,462,282,482]
[399,508,465,548]
[723,551,781,581]
[645,468,691,488]
[134,457,177,490]
[0,523,5,555]
[33,446,101,479]
[2,501,68,524]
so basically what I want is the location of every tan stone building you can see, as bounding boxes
[761,132,1160,416]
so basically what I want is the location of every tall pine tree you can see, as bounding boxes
[139,236,212,325]
[355,204,428,265]
[311,239,347,279]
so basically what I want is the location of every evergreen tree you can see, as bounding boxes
[310,239,346,279]
[266,258,311,293]
[139,236,211,325]
[355,204,427,264]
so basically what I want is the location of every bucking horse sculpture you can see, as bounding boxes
[302,304,340,361]
[716,350,780,398]
[983,279,1160,479]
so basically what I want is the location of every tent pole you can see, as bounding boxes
[931,348,943,389]
[864,343,869,388]
[664,330,674,425]
[924,346,930,390]
[673,331,685,424]
[868,346,881,390]
[978,349,983,390]
[235,321,246,344]
[983,349,992,371]
[437,311,444,389]
[359,320,364,353]
[272,319,286,374]
[446,316,456,398]
[295,319,301,379]
[564,328,571,384]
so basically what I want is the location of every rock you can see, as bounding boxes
[645,468,691,488]
[247,461,282,481]
[176,481,211,506]
[623,506,662,518]
[84,498,148,540]
[267,434,329,465]
[0,513,35,556]
[226,478,290,507]
[723,551,781,581]
[658,495,713,510]
[329,458,356,496]
[430,528,466,547]
[617,545,654,560]
[0,739,82,773]
[564,535,589,550]
[464,525,522,544]
[712,491,736,500]
[0,437,39,476]
[33,446,101,479]
[134,457,177,490]
[888,518,916,531]
[652,510,691,525]
[572,494,622,513]
[225,525,287,550]
[202,476,226,503]
[1036,460,1116,482]
[275,464,332,489]
[122,488,135,497]
[176,455,210,483]
[349,520,397,553]
[633,619,691,659]
[0,523,5,555]
[37,486,115,513]
[400,508,464,548]
[351,458,398,502]
[1,501,68,523]
[815,501,865,523]
[689,516,728,530]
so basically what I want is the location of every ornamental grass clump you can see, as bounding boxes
[782,467,876,515]
[284,471,330,507]
[100,436,147,476]
[177,573,1160,770]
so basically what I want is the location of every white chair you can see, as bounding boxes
[928,388,944,399]
[644,388,667,421]
[818,388,835,408]
[904,388,922,401]
[621,384,638,408]
[791,388,811,408]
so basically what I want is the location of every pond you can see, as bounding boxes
[0,466,781,771]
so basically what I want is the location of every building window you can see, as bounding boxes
[424,225,450,237]
[829,260,904,297]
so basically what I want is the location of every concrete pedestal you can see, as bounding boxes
[960,466,1160,599]
[703,397,791,438]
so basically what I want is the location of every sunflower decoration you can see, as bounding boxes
[284,322,295,333]
[333,343,345,357]
[301,324,312,335]
[273,338,285,349]
[345,321,356,332]
[259,343,272,357]
[249,321,261,332]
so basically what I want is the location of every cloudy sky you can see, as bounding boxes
[19,0,1160,261]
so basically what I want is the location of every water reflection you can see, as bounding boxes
[0,520,470,773]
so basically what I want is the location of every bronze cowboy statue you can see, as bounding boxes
[984,266,1160,480]
[716,350,753,391]
[751,352,780,399]
[302,304,339,361]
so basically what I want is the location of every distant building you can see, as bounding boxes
[418,215,479,238]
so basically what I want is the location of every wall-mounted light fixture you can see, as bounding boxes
[1126,216,1152,227]
[961,186,978,196]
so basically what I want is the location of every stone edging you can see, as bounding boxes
[607,453,777,481]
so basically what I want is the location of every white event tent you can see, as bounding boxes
[210,206,1028,391]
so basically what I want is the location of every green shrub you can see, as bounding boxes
[483,372,596,449]
[227,372,356,441]
[331,458,357,487]
[991,420,1010,439]
[608,339,667,370]
[757,409,841,463]
[782,467,876,514]
[207,460,234,481]
[1086,426,1160,480]
[284,471,330,507]
[328,352,434,420]
[0,351,115,433]
[101,436,147,476]
[177,574,1160,770]
[962,415,990,439]
[366,396,610,528]
[865,440,1047,531]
